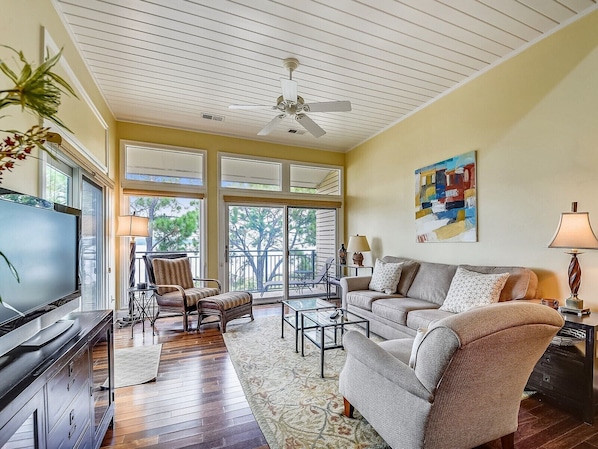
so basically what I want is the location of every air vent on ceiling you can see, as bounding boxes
[201,113,224,122]
[288,129,306,135]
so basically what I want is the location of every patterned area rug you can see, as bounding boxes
[223,316,389,449]
[110,344,162,389]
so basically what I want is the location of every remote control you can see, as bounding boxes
[329,310,340,320]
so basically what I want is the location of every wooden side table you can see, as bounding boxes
[527,312,598,423]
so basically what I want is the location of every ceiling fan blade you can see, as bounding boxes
[229,104,276,110]
[295,113,326,138]
[303,100,352,113]
[280,78,298,103]
[258,114,285,135]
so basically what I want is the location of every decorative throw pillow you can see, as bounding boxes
[369,259,403,294]
[409,327,428,369]
[440,267,510,313]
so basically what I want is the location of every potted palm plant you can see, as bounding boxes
[0,46,76,304]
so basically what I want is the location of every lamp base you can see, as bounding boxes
[565,294,584,310]
[352,252,364,267]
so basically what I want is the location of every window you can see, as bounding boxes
[45,157,73,205]
[121,141,205,191]
[129,195,205,282]
[290,164,340,195]
[220,156,281,191]
[219,154,342,197]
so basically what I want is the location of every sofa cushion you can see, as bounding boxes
[346,290,402,311]
[369,259,403,294]
[406,262,458,305]
[460,265,538,301]
[406,308,456,331]
[378,338,414,366]
[381,256,421,295]
[371,297,439,325]
[440,267,510,313]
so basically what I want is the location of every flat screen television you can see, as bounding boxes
[0,188,81,356]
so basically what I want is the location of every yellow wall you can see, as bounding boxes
[346,10,598,308]
[1,0,117,193]
[116,122,345,281]
[9,1,598,310]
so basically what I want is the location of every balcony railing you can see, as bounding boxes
[132,249,320,294]
[228,249,318,293]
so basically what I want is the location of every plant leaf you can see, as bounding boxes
[0,250,19,282]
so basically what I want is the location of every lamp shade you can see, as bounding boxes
[347,235,371,253]
[116,214,149,238]
[548,211,598,250]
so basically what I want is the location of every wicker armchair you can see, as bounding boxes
[143,253,221,331]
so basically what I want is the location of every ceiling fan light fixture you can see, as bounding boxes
[230,57,351,138]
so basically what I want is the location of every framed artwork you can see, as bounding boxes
[415,151,477,242]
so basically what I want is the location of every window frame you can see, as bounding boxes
[120,140,207,196]
[218,152,343,200]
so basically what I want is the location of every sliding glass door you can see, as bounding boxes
[80,177,105,310]
[225,204,337,301]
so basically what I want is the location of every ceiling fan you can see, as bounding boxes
[229,58,351,138]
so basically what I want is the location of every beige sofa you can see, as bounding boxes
[340,256,539,341]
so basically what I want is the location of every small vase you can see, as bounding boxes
[338,244,347,265]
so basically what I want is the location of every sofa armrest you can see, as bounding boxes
[340,275,372,292]
[342,330,432,401]
[340,275,372,309]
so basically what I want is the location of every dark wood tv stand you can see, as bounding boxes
[0,310,114,448]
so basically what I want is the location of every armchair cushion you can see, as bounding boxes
[439,267,510,313]
[158,286,220,309]
[152,257,194,294]
[409,327,428,368]
[369,259,403,294]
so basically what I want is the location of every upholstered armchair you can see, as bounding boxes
[339,302,564,449]
[143,253,221,331]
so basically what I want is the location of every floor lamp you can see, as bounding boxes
[548,202,598,313]
[116,213,150,288]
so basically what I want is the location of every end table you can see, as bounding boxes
[127,286,157,338]
[527,312,598,423]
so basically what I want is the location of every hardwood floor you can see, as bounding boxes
[102,304,598,449]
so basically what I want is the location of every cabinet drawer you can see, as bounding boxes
[528,367,587,402]
[535,347,585,378]
[47,380,91,449]
[47,347,90,431]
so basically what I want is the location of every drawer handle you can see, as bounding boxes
[69,409,75,425]
[68,423,77,440]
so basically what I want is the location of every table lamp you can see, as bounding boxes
[548,202,598,312]
[347,234,370,267]
[116,212,150,288]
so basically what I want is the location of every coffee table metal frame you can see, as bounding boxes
[281,298,337,353]
[300,308,370,378]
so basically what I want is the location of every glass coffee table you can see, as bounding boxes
[281,298,337,353]
[301,309,370,378]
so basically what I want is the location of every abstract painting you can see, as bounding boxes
[415,151,477,242]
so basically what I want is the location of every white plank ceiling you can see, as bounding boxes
[53,0,598,152]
